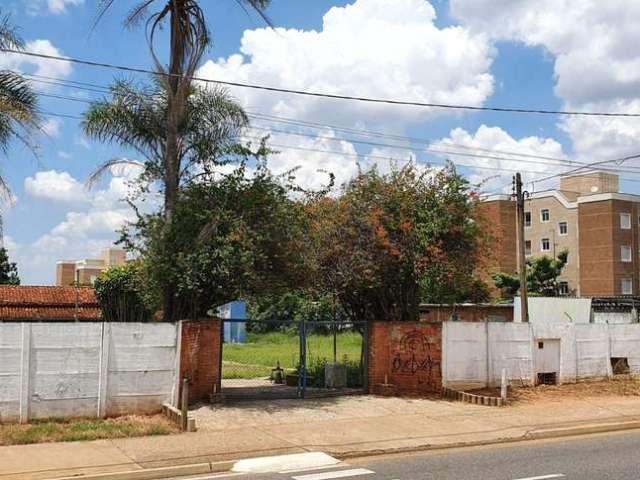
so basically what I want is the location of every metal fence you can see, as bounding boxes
[220,319,368,400]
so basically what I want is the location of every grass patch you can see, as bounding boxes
[222,331,363,379]
[0,415,178,446]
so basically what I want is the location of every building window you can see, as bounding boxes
[620,213,631,229]
[524,211,531,228]
[525,240,532,256]
[621,245,632,262]
[541,209,550,222]
[558,281,569,296]
[541,238,550,251]
[558,221,568,235]
[622,278,633,295]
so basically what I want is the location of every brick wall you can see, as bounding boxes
[578,199,640,296]
[179,319,222,403]
[419,304,513,322]
[368,321,442,396]
[477,199,517,299]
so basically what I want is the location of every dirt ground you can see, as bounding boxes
[468,375,640,404]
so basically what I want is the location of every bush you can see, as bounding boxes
[94,263,153,322]
[304,355,363,389]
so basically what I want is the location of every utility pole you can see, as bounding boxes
[513,173,529,323]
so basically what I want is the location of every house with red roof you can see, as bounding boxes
[0,285,101,322]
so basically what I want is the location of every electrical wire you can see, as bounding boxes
[4,48,640,117]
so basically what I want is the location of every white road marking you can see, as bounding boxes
[512,475,565,480]
[292,468,375,480]
[232,452,340,474]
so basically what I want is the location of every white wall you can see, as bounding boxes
[514,297,592,324]
[593,311,637,324]
[0,322,178,423]
[443,321,640,389]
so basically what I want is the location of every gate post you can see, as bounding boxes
[363,320,369,392]
[298,318,307,398]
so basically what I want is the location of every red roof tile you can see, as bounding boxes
[0,286,101,321]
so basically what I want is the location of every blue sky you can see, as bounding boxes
[2,0,640,284]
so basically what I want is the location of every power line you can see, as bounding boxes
[24,71,640,177]
[246,125,640,176]
[31,86,640,176]
[5,48,640,117]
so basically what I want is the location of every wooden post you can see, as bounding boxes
[180,378,189,431]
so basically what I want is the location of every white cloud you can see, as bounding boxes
[42,118,62,137]
[0,39,73,81]
[57,151,72,160]
[47,0,84,14]
[24,170,86,203]
[451,0,640,161]
[26,0,84,15]
[11,167,142,284]
[262,129,360,191]
[198,0,494,130]
[429,125,568,191]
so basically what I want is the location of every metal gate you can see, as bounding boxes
[220,319,368,400]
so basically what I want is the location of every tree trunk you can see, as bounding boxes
[162,1,187,322]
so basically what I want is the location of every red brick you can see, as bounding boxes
[179,319,222,403]
[368,321,442,396]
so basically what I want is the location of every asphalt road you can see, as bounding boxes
[173,430,640,480]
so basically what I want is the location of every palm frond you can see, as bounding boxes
[0,9,24,50]
[0,71,40,153]
[86,157,144,190]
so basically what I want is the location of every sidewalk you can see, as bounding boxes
[3,392,640,480]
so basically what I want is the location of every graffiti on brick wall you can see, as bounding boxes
[391,329,440,386]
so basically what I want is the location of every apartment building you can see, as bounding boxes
[56,247,127,286]
[482,171,640,297]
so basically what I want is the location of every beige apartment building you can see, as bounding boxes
[56,247,127,286]
[483,171,640,297]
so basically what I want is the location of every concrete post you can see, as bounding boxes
[500,368,507,403]
[19,323,31,424]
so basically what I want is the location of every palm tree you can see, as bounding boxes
[0,11,39,196]
[92,0,271,320]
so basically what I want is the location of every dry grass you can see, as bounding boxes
[511,375,640,403]
[0,414,179,446]
[465,375,640,405]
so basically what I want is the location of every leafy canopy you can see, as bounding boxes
[121,158,309,319]
[0,247,19,285]
[94,263,153,322]
[307,163,491,322]
[493,249,569,298]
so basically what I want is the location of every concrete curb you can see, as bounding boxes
[51,460,234,480]
[525,420,640,440]
[48,420,640,480]
[333,420,640,460]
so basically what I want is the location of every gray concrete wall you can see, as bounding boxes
[443,321,640,390]
[0,322,178,423]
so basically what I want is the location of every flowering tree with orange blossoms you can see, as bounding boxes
[307,163,492,322]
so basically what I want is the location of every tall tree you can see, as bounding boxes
[92,0,271,320]
[83,81,249,320]
[0,247,20,285]
[0,10,39,195]
[308,163,491,322]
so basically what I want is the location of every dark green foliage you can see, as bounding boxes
[304,356,363,389]
[94,263,153,322]
[493,248,569,298]
[122,159,309,319]
[0,248,19,285]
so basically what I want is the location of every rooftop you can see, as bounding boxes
[0,285,101,321]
